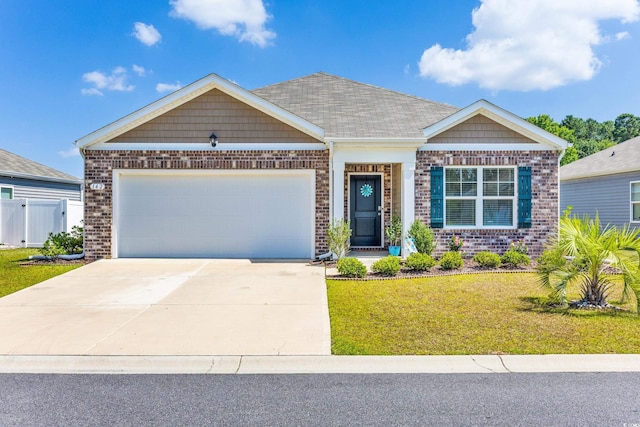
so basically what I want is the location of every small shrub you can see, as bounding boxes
[501,249,531,268]
[327,218,352,259]
[407,220,435,255]
[336,258,367,278]
[448,235,464,252]
[536,247,566,270]
[440,251,463,270]
[473,251,501,268]
[405,252,436,271]
[40,225,83,257]
[371,256,401,276]
[509,240,529,255]
[385,215,403,247]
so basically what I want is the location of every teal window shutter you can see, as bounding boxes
[518,167,532,228]
[431,167,444,228]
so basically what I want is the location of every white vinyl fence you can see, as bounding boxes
[0,199,83,248]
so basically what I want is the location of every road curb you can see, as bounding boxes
[1,354,640,374]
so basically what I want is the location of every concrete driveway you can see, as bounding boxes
[0,259,331,356]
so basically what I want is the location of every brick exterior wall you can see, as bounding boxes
[344,164,392,248]
[415,150,560,257]
[83,150,329,260]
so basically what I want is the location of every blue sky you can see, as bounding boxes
[2,0,640,178]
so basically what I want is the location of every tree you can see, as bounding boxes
[527,115,576,143]
[536,214,640,313]
[613,113,640,143]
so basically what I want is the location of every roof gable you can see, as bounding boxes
[428,115,537,145]
[76,74,324,149]
[0,149,81,183]
[108,88,321,144]
[423,100,568,151]
[561,135,640,181]
[252,72,459,139]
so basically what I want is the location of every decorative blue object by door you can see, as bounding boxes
[350,175,382,246]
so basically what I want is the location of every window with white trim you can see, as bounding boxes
[0,186,12,200]
[632,182,640,223]
[444,167,516,228]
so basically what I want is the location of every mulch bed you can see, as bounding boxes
[19,258,92,266]
[325,258,536,280]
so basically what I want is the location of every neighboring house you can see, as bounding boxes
[75,73,567,261]
[0,149,83,247]
[560,136,640,229]
[0,149,82,201]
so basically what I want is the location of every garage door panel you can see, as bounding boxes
[116,172,313,258]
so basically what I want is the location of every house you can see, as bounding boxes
[0,149,83,247]
[560,136,640,229]
[75,72,567,260]
[0,149,82,201]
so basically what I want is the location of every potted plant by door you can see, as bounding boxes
[385,215,402,256]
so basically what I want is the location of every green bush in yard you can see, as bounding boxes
[473,251,501,268]
[336,257,367,278]
[405,252,436,271]
[40,225,83,257]
[501,249,531,268]
[371,256,401,276]
[407,220,435,255]
[327,218,352,259]
[440,251,463,270]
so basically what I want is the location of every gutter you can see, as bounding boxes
[0,170,82,185]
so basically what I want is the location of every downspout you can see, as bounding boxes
[557,145,568,241]
[328,140,334,220]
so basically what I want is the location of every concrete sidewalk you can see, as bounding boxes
[0,259,331,356]
[2,354,640,374]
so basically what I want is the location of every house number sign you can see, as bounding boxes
[90,183,105,190]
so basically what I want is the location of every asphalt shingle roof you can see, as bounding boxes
[252,72,459,138]
[0,149,81,182]
[560,136,640,181]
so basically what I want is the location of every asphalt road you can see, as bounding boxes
[1,373,639,426]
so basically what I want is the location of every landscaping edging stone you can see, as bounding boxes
[326,268,535,281]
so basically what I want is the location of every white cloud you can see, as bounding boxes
[418,0,640,91]
[169,0,276,47]
[81,88,103,96]
[156,82,183,93]
[132,22,162,46]
[616,31,631,40]
[81,67,135,95]
[132,64,146,76]
[58,147,80,158]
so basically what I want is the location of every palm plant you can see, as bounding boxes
[536,214,640,312]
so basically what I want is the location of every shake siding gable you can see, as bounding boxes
[108,88,321,144]
[428,115,536,145]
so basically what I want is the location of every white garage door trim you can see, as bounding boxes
[112,169,316,259]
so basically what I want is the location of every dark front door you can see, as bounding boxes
[350,175,382,247]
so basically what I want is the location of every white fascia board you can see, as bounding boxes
[332,145,418,164]
[422,99,569,151]
[0,170,82,185]
[86,142,327,151]
[419,143,555,152]
[330,138,427,149]
[75,73,325,149]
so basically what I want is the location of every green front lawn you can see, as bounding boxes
[0,248,83,298]
[327,273,640,355]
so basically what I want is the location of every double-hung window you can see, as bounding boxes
[444,167,516,228]
[632,182,640,223]
[0,186,13,200]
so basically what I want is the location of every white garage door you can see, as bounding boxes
[115,171,314,258]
